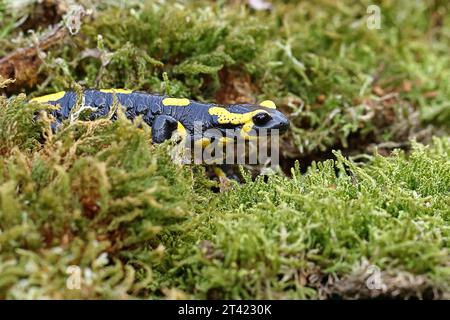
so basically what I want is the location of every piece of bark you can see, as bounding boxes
[19,0,68,32]
[215,68,257,104]
[0,25,68,93]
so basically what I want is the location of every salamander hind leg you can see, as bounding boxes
[151,115,178,143]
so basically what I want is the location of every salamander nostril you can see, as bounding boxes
[275,118,289,133]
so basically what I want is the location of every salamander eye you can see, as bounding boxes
[253,112,272,125]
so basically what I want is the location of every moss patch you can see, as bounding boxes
[0,0,449,299]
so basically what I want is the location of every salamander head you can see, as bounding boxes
[207,100,289,140]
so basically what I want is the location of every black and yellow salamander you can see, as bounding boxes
[31,89,289,144]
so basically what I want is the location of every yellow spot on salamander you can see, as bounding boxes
[260,100,276,109]
[194,137,211,148]
[162,98,190,107]
[208,107,267,125]
[218,137,233,145]
[30,91,66,103]
[213,167,227,178]
[177,122,187,137]
[240,123,258,140]
[99,89,133,94]
[209,107,268,140]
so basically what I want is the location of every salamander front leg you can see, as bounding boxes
[151,115,179,143]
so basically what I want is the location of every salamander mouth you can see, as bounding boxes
[257,121,290,134]
[248,118,290,136]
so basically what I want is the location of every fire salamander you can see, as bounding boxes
[31,89,289,145]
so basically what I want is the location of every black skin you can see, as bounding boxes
[33,90,290,144]
[151,115,178,143]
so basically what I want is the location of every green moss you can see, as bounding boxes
[0,0,449,299]
[0,96,210,298]
[155,138,449,299]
